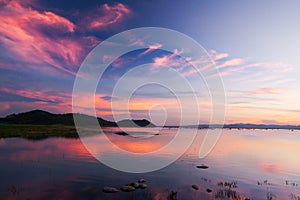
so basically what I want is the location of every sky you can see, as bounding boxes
[0,0,299,125]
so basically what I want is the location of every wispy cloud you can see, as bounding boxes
[129,39,145,47]
[85,3,131,30]
[152,49,186,68]
[229,87,281,95]
[0,86,73,116]
[0,1,132,76]
[218,58,245,69]
[210,50,229,61]
[140,43,163,56]
[0,87,117,117]
[210,50,295,86]
[205,50,299,124]
[0,1,100,75]
[0,102,10,113]
[0,87,70,104]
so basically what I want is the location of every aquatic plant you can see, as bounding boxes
[168,190,178,200]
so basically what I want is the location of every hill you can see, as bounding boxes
[0,110,155,127]
[117,119,156,127]
[0,110,157,139]
[0,109,116,127]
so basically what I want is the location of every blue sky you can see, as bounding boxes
[0,0,299,125]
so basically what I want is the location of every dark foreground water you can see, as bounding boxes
[0,128,300,200]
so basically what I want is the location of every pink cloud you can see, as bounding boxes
[216,65,249,77]
[110,55,138,69]
[86,3,131,30]
[0,88,112,116]
[0,101,72,116]
[212,50,294,79]
[228,87,281,95]
[151,49,217,78]
[152,49,186,68]
[252,87,280,95]
[218,58,245,69]
[0,88,113,116]
[244,62,294,73]
[0,62,15,70]
[0,102,10,113]
[151,49,294,90]
[129,39,145,47]
[0,87,71,104]
[0,87,117,117]
[210,50,229,61]
[140,43,163,55]
[0,1,100,75]
[219,60,295,83]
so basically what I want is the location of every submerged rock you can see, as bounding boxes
[120,185,135,192]
[192,185,199,190]
[102,187,118,193]
[196,165,209,169]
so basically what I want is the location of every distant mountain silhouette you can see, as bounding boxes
[182,123,300,130]
[223,123,300,130]
[0,110,155,127]
[1,110,298,130]
[117,119,155,127]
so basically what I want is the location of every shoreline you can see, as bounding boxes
[0,123,299,139]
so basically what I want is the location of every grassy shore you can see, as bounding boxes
[0,124,79,139]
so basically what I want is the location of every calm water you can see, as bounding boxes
[0,128,300,200]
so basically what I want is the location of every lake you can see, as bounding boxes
[0,128,300,200]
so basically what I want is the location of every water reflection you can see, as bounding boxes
[0,128,300,199]
[103,127,174,153]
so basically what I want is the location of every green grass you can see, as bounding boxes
[0,123,79,139]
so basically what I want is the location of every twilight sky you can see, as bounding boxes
[0,0,299,125]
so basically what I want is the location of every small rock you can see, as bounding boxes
[103,187,118,193]
[139,183,147,189]
[138,178,146,183]
[120,185,135,192]
[196,165,209,169]
[129,182,139,188]
[206,188,212,193]
[192,185,199,190]
[115,131,128,136]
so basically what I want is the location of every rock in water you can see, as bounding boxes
[114,131,128,136]
[103,187,118,193]
[138,178,146,183]
[196,165,209,169]
[129,182,139,188]
[192,185,199,190]
[139,183,147,189]
[206,188,212,193]
[120,185,135,192]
